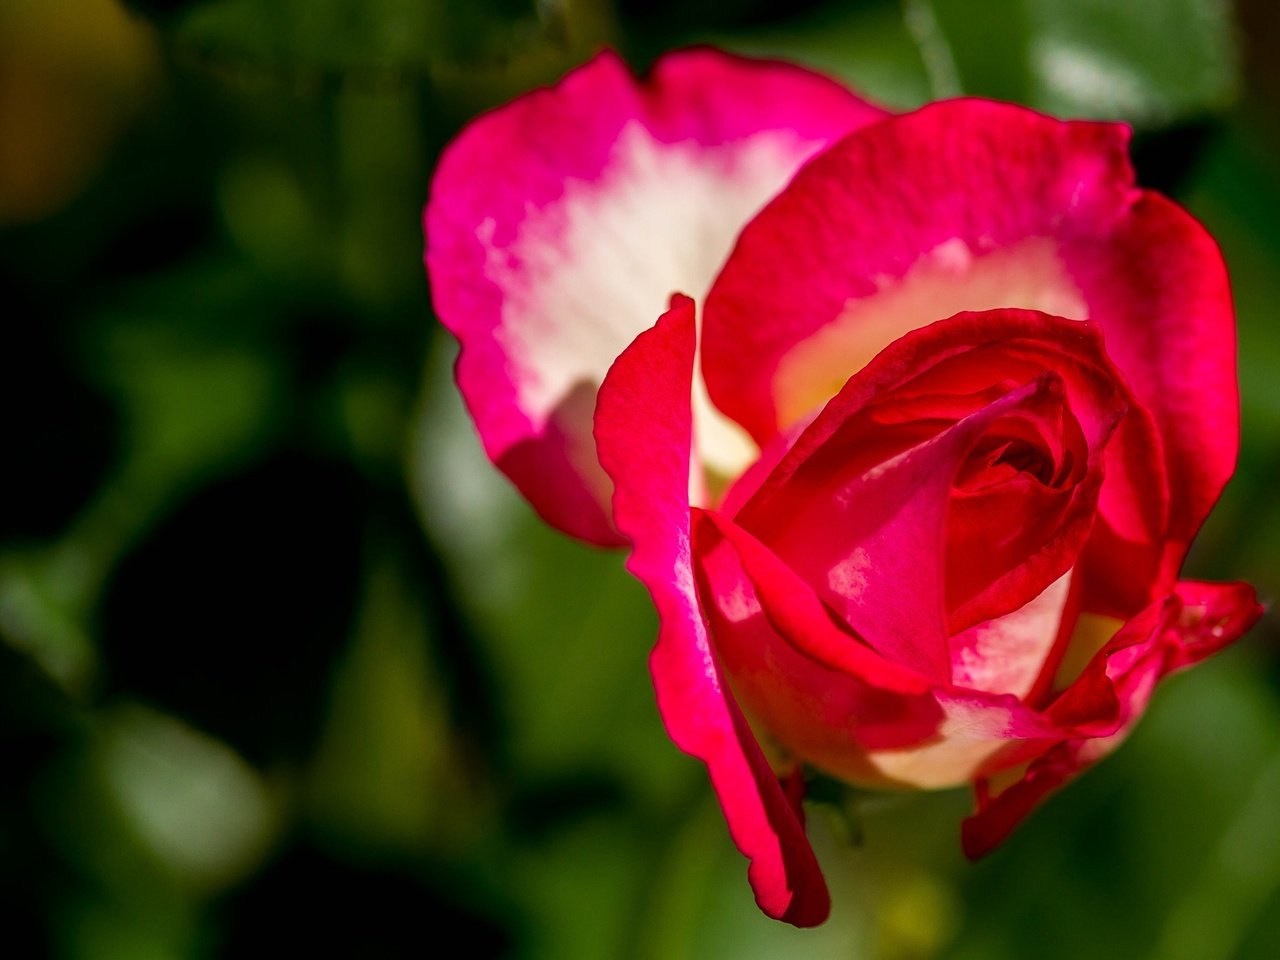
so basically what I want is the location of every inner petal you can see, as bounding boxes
[499,122,818,438]
[772,237,1087,428]
[946,397,1090,623]
[691,339,759,504]
[949,571,1074,698]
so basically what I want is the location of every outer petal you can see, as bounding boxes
[593,296,830,926]
[961,580,1261,857]
[1063,193,1237,550]
[703,98,1235,552]
[427,48,885,544]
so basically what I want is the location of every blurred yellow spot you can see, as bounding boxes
[0,0,157,223]
[1055,611,1124,690]
[985,759,1032,800]
[217,157,317,273]
[878,871,960,960]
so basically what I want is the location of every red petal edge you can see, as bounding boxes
[961,580,1261,858]
[594,294,830,925]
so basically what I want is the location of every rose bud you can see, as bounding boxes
[425,48,1260,927]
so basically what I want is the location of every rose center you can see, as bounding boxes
[956,435,1063,490]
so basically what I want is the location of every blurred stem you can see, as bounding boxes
[0,475,155,697]
[901,0,961,98]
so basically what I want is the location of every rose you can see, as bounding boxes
[425,49,1260,926]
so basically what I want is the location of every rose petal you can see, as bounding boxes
[427,49,884,543]
[865,690,1066,789]
[961,580,1262,857]
[703,98,1231,553]
[693,510,1072,789]
[1064,192,1238,552]
[693,510,944,779]
[742,311,1148,526]
[949,572,1074,699]
[944,405,1090,625]
[594,295,830,926]
[696,510,932,695]
[751,308,1163,622]
[755,374,1083,679]
[738,311,1137,674]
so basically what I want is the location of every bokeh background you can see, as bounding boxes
[4,0,1280,956]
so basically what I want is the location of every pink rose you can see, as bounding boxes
[425,49,1260,926]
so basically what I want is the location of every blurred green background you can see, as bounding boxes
[3,0,1280,956]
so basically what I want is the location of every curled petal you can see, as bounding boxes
[696,509,931,695]
[694,510,1079,790]
[962,580,1262,857]
[594,295,830,926]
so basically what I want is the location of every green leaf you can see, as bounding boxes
[714,1,932,110]
[306,554,474,853]
[1025,0,1239,122]
[926,0,1240,123]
